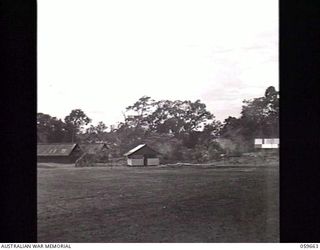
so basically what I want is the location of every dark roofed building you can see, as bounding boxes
[124,144,160,166]
[37,143,83,164]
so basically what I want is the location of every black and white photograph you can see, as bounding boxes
[37,0,279,242]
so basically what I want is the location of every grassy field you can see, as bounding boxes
[37,165,279,242]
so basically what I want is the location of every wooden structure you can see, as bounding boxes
[254,138,279,149]
[124,144,160,166]
[37,143,83,163]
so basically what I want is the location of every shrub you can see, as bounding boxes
[75,153,97,167]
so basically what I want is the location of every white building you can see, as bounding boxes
[124,144,160,166]
[254,138,279,149]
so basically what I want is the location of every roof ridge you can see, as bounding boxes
[123,144,147,156]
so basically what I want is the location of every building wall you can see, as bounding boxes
[127,158,144,166]
[261,144,279,149]
[254,138,279,149]
[127,157,160,166]
[37,149,83,164]
[37,156,75,164]
[147,158,159,166]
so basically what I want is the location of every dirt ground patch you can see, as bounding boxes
[37,165,279,242]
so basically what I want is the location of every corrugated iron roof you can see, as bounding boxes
[80,143,109,154]
[123,144,160,157]
[37,143,78,156]
[123,144,147,156]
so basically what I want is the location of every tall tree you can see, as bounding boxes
[86,121,107,134]
[220,85,279,150]
[83,121,108,143]
[241,85,279,138]
[125,96,155,129]
[95,121,108,133]
[148,99,215,136]
[37,113,66,143]
[122,97,218,151]
[64,109,91,142]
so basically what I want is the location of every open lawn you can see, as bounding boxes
[38,165,279,242]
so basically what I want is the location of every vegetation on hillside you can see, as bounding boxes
[37,86,279,162]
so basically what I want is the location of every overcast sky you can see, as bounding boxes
[38,0,278,127]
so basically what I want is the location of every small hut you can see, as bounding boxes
[37,143,83,164]
[124,144,160,166]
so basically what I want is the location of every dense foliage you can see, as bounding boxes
[37,86,279,162]
[220,86,279,152]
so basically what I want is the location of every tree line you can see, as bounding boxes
[37,86,279,161]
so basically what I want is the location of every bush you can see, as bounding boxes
[208,142,225,160]
[191,145,208,163]
[75,153,97,167]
